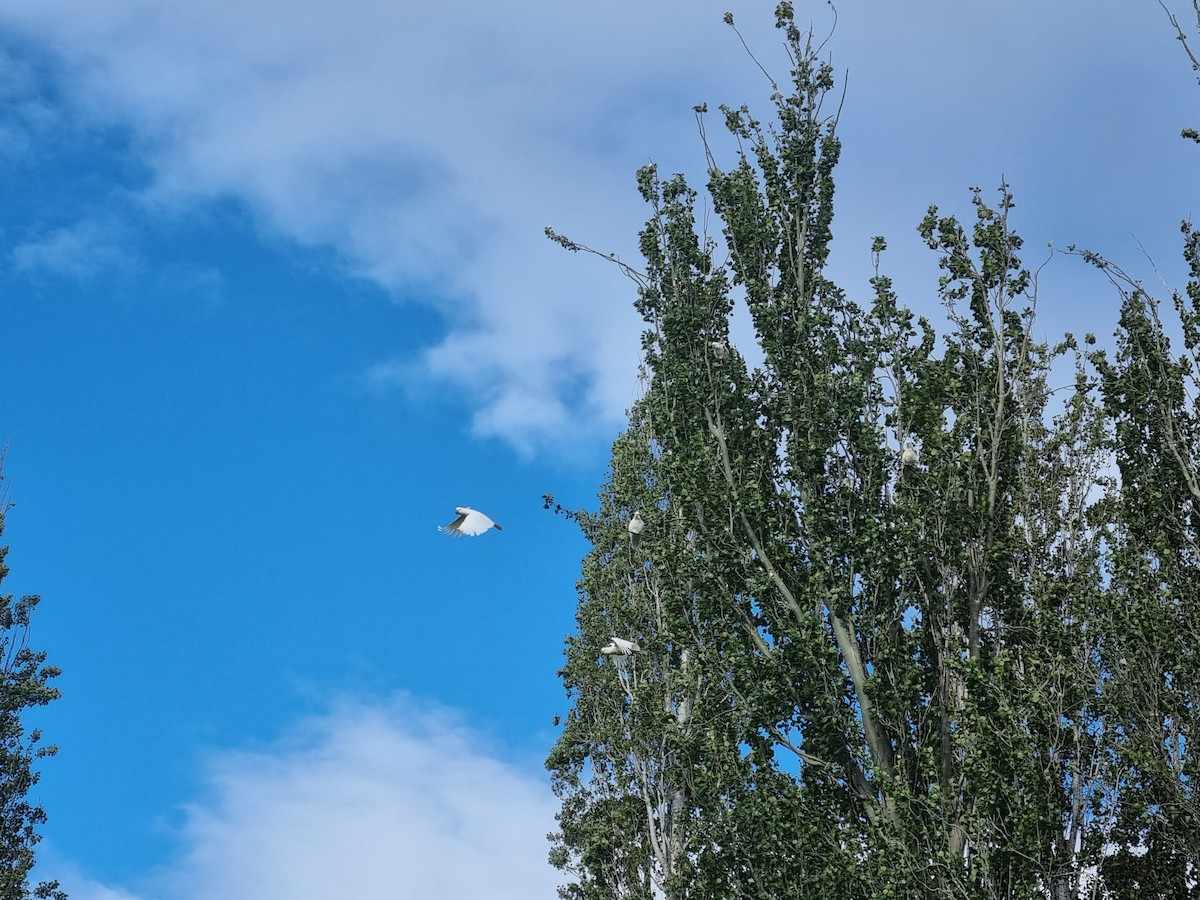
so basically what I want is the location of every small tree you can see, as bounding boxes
[0,465,65,900]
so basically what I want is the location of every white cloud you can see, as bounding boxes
[39,865,142,900]
[0,0,737,450]
[11,217,139,281]
[0,0,1191,448]
[53,695,563,900]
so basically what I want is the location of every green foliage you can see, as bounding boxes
[0,475,65,900]
[1074,232,1200,898]
[548,5,1200,898]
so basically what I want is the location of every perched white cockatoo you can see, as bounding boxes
[439,507,502,537]
[627,511,645,547]
[900,445,919,467]
[601,636,640,656]
[710,339,729,361]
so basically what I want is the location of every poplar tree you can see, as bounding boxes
[547,4,1197,897]
[1074,212,1200,900]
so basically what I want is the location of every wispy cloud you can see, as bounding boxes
[38,865,141,900]
[52,695,562,900]
[11,217,139,281]
[0,0,740,449]
[0,47,67,158]
[0,0,1189,448]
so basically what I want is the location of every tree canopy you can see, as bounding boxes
[547,4,1200,898]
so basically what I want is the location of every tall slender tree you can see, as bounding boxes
[1064,4,1200,893]
[549,3,1200,896]
[1069,232,1200,899]
[548,5,1117,898]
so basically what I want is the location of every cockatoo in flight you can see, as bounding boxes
[601,637,640,656]
[627,511,645,547]
[439,507,503,537]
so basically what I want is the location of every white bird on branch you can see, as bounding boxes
[710,339,729,361]
[601,637,640,656]
[900,445,920,467]
[627,511,645,547]
[438,507,503,537]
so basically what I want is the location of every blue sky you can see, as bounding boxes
[0,1,1195,896]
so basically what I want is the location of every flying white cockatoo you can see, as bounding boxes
[627,511,645,547]
[601,637,640,656]
[439,507,503,537]
[900,445,919,467]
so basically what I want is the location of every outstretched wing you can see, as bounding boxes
[439,506,501,536]
[439,511,469,536]
[459,510,494,536]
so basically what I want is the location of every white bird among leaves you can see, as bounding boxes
[710,339,729,361]
[439,506,503,537]
[627,511,645,547]
[900,445,919,467]
[601,637,641,656]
